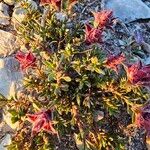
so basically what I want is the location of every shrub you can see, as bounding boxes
[3,0,150,149]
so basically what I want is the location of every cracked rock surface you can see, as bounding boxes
[0,57,23,99]
[103,0,150,23]
[0,30,19,57]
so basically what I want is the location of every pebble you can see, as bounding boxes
[3,0,15,6]
[0,30,19,57]
[0,134,11,150]
[12,0,38,23]
[0,2,10,26]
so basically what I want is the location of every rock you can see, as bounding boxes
[144,56,150,65]
[141,42,150,54]
[0,3,9,13]
[0,57,23,99]
[0,122,14,133]
[12,7,26,23]
[103,0,150,23]
[3,0,15,6]
[55,12,67,21]
[0,3,10,26]
[3,110,19,130]
[94,111,104,122]
[27,0,38,10]
[0,30,19,57]
[0,122,13,149]
[0,12,10,26]
[12,0,37,24]
[0,134,11,150]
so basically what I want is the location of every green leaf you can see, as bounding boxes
[91,57,98,64]
[62,76,71,82]
[44,61,54,70]
[11,116,19,124]
[95,68,105,74]
[79,82,84,90]
[76,94,81,106]
[8,109,18,116]
[19,109,26,117]
[48,73,55,81]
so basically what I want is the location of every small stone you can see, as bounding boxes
[144,56,150,65]
[55,12,67,21]
[94,111,104,122]
[0,134,11,150]
[0,57,23,99]
[3,0,15,6]
[0,30,19,57]
[0,122,14,133]
[0,3,10,26]
[141,42,150,54]
[12,7,27,23]
[27,0,38,10]
[0,2,9,13]
[104,0,150,23]
[3,111,19,129]
[0,11,10,26]
[12,0,37,23]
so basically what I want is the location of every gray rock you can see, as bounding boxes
[0,12,10,26]
[94,111,104,122]
[12,7,27,23]
[0,3,9,13]
[0,121,14,149]
[103,0,150,23]
[0,57,23,99]
[144,56,150,65]
[0,3,10,26]
[12,0,37,24]
[3,110,19,129]
[3,0,15,6]
[0,30,19,57]
[55,12,67,21]
[0,134,11,150]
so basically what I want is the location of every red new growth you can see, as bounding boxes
[40,0,51,4]
[85,24,103,44]
[40,0,61,11]
[27,109,57,136]
[105,53,125,73]
[68,0,78,10]
[126,61,150,86]
[135,104,150,138]
[15,51,36,70]
[92,10,113,29]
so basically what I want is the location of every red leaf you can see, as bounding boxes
[85,24,103,45]
[15,51,36,70]
[92,10,113,29]
[105,53,125,73]
[27,110,57,136]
